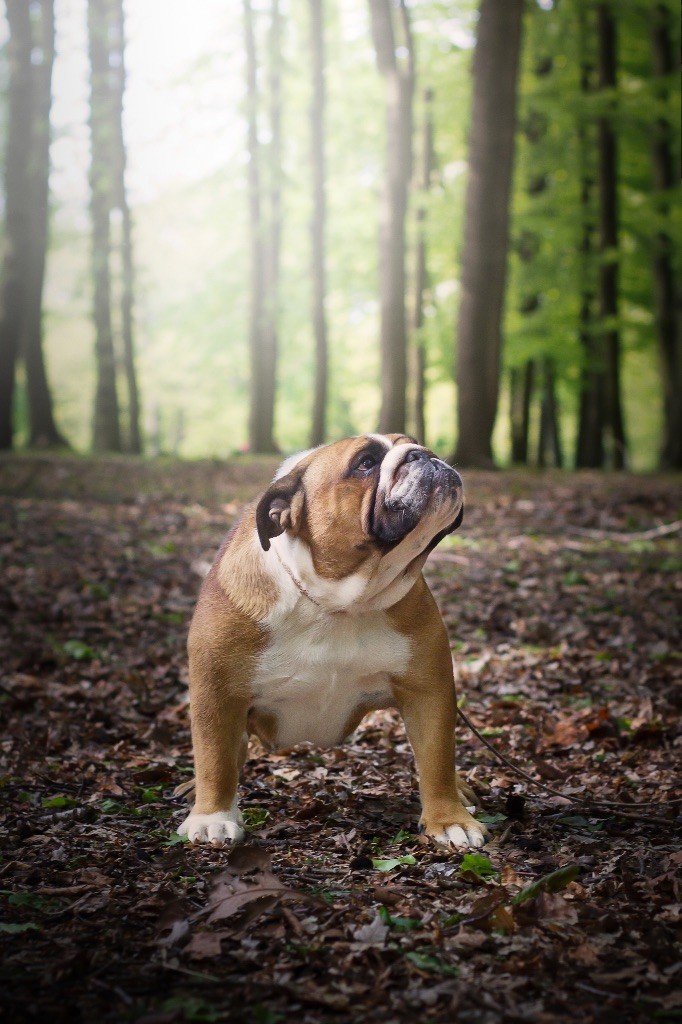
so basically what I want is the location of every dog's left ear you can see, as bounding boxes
[255,470,306,551]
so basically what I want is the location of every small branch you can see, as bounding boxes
[569,519,682,543]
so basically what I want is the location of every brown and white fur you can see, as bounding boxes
[177,434,486,850]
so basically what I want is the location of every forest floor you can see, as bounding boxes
[0,454,680,1024]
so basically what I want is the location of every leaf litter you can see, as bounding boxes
[0,461,680,1023]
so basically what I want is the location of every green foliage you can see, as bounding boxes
[377,905,421,931]
[459,852,498,882]
[60,639,96,662]
[371,855,416,872]
[10,0,674,466]
[41,795,78,809]
[405,950,459,976]
[512,863,580,904]
[504,0,680,468]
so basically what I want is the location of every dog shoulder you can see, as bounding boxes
[189,504,275,661]
[213,503,280,621]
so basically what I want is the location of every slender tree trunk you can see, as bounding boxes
[510,361,533,465]
[411,88,434,445]
[0,1,33,449]
[88,0,121,452]
[309,0,328,448]
[651,3,682,468]
[575,15,603,469]
[245,0,264,452]
[259,0,282,454]
[111,0,141,454]
[596,3,626,469]
[245,0,277,454]
[538,359,563,469]
[454,0,524,467]
[368,0,414,435]
[22,0,67,448]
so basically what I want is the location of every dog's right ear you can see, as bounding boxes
[255,470,306,551]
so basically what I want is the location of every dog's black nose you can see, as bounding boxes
[405,449,429,463]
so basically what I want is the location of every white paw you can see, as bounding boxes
[177,808,244,846]
[432,823,486,849]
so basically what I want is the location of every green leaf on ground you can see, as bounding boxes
[513,864,581,905]
[371,855,416,872]
[61,639,96,661]
[459,853,498,882]
[405,951,459,976]
[41,795,78,809]
[378,905,421,931]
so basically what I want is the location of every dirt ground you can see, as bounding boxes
[0,455,680,1024]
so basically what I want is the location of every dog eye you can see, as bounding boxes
[357,455,377,471]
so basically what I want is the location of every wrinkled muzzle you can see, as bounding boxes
[371,445,463,547]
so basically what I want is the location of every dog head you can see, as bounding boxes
[255,435,463,606]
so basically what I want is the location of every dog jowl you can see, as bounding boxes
[177,433,486,850]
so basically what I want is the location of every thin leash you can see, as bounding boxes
[456,704,680,827]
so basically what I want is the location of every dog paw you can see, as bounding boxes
[431,822,486,849]
[422,807,487,850]
[177,809,244,846]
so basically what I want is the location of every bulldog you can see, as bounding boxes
[177,433,486,850]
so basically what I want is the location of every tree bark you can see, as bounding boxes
[537,359,563,469]
[596,3,626,469]
[650,3,681,468]
[0,1,33,448]
[410,88,434,445]
[575,13,603,469]
[309,0,328,448]
[245,0,277,454]
[260,0,282,453]
[88,0,121,452]
[111,0,141,454]
[510,361,533,465]
[368,0,414,435]
[21,0,67,449]
[454,0,524,467]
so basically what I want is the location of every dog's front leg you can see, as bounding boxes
[391,593,487,850]
[177,659,249,846]
[396,676,486,848]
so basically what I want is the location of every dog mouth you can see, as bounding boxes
[371,449,463,548]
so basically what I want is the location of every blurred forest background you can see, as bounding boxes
[0,0,679,469]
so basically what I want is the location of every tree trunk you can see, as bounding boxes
[538,359,563,469]
[510,361,533,465]
[88,0,121,452]
[368,0,414,435]
[0,0,33,449]
[309,0,328,448]
[596,3,626,469]
[258,0,282,454]
[21,0,67,449]
[245,0,277,454]
[575,13,603,469]
[410,88,434,445]
[454,0,524,467]
[651,3,682,469]
[111,0,141,454]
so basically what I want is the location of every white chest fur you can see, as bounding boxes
[250,601,411,748]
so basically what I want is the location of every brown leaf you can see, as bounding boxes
[572,941,602,966]
[206,845,317,926]
[463,888,510,930]
[184,930,225,959]
[533,891,579,927]
[351,913,389,945]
